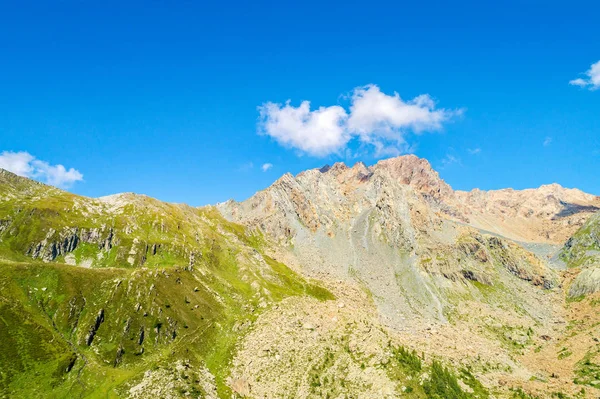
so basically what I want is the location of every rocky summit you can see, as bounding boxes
[2,156,600,398]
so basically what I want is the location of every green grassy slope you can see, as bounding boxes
[0,169,333,398]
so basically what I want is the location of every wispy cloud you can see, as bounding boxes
[258,84,462,157]
[0,151,83,188]
[543,137,552,147]
[467,147,481,155]
[440,154,461,169]
[569,60,600,90]
[261,163,273,172]
[238,161,254,172]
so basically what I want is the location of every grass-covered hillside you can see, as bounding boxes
[0,169,333,398]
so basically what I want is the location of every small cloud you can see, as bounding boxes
[0,151,83,188]
[261,163,273,172]
[258,84,462,157]
[543,137,552,147]
[569,78,588,87]
[569,60,600,90]
[467,147,481,155]
[440,154,461,169]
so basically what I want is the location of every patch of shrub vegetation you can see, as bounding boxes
[393,345,422,374]
[423,360,470,399]
[509,387,540,399]
[558,346,573,360]
[460,368,489,398]
[574,351,600,388]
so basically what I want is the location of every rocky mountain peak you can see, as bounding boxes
[304,155,453,198]
[537,183,599,202]
[221,155,600,247]
[372,154,454,200]
[328,162,348,174]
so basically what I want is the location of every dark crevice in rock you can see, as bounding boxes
[86,309,105,346]
[65,355,77,373]
[138,327,145,345]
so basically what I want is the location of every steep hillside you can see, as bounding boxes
[0,169,334,397]
[218,155,600,398]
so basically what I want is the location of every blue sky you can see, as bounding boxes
[1,1,599,205]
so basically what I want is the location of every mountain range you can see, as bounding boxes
[1,155,600,398]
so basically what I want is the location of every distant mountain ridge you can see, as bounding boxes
[221,155,600,246]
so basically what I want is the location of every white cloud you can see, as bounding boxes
[543,137,552,147]
[569,78,588,87]
[0,151,35,176]
[261,163,273,172]
[258,84,461,157]
[347,85,456,137]
[258,101,349,157]
[0,151,83,188]
[467,148,481,155]
[569,60,600,90]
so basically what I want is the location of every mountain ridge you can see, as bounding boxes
[219,155,600,246]
[3,157,600,398]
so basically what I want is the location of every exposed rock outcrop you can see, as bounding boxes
[24,226,116,262]
[218,155,569,329]
[569,266,600,297]
[560,212,600,269]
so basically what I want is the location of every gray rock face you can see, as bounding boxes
[561,212,600,269]
[26,227,115,262]
[569,266,600,297]
[0,219,10,234]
